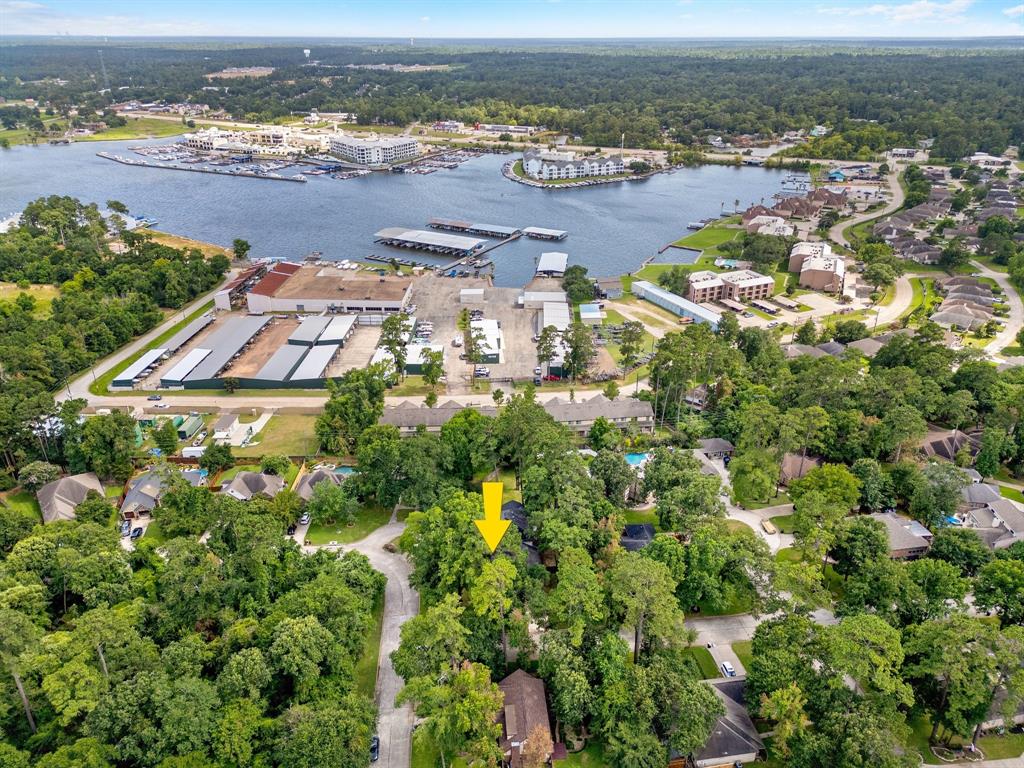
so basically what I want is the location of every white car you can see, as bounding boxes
[720,661,736,677]
[298,513,311,525]
[452,337,463,347]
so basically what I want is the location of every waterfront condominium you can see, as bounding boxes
[328,133,420,165]
[522,148,625,180]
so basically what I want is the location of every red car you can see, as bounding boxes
[543,374,561,382]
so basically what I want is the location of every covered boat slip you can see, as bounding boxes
[287,315,332,346]
[160,348,211,387]
[427,218,521,238]
[161,313,215,353]
[112,348,167,388]
[180,315,272,388]
[373,227,487,256]
[238,342,341,389]
[521,226,568,241]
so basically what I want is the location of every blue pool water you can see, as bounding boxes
[625,453,650,466]
[334,467,356,476]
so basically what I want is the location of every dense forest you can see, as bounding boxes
[0,197,229,474]
[1,41,1021,155]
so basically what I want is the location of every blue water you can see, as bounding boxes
[625,452,650,466]
[334,466,356,476]
[0,140,800,287]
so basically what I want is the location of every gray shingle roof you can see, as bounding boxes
[37,472,103,523]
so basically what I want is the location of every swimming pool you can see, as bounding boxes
[625,453,651,466]
[334,467,356,476]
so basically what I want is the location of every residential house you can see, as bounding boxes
[699,437,735,460]
[669,679,765,768]
[223,472,285,502]
[870,512,933,559]
[957,497,1024,551]
[496,670,554,768]
[779,453,821,485]
[294,468,345,502]
[121,470,167,519]
[36,472,103,524]
[620,523,656,551]
[921,428,981,462]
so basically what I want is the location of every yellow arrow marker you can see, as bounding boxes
[475,481,511,553]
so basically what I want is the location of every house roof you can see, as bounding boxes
[620,523,656,551]
[962,483,1002,505]
[223,471,285,501]
[681,679,764,766]
[502,500,529,537]
[294,468,344,501]
[699,437,735,454]
[922,429,981,462]
[37,472,103,523]
[780,453,820,483]
[121,470,166,515]
[870,512,932,553]
[497,670,551,767]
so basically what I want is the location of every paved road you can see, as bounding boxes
[972,260,1024,357]
[312,519,417,768]
[62,273,239,404]
[829,166,905,250]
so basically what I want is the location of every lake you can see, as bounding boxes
[0,140,800,287]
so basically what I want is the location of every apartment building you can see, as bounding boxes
[328,133,420,165]
[686,269,775,303]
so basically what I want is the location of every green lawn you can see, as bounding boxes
[558,743,608,766]
[387,376,434,397]
[696,588,755,617]
[354,599,384,698]
[304,503,391,546]
[775,548,846,600]
[234,415,320,458]
[999,485,1024,503]
[1,491,41,522]
[0,282,61,317]
[769,513,796,533]
[682,646,720,679]
[622,507,659,529]
[907,714,1024,764]
[732,640,754,672]
[141,519,167,546]
[75,117,197,142]
[736,490,791,510]
[672,219,743,256]
[218,464,260,483]
[90,301,214,395]
[498,468,521,503]
[410,738,469,768]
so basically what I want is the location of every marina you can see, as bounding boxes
[96,151,308,183]
[1,142,804,287]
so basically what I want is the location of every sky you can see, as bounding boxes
[1,0,1022,38]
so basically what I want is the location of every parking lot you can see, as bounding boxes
[407,275,544,392]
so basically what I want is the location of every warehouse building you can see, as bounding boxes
[288,316,332,346]
[245,264,412,315]
[319,315,357,346]
[519,290,568,309]
[470,318,504,363]
[177,315,272,388]
[631,280,721,329]
[539,301,572,332]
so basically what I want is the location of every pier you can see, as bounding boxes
[428,218,522,239]
[521,226,568,241]
[96,152,307,183]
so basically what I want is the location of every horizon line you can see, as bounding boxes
[1,34,1022,41]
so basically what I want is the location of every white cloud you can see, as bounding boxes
[419,15,430,22]
[817,0,974,22]
[1004,4,1024,16]
[0,1,46,9]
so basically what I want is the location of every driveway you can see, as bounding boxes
[329,519,418,768]
[972,260,1023,357]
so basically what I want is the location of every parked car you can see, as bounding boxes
[147,394,162,401]
[298,513,311,526]
[452,337,463,347]
[761,519,777,535]
[369,736,380,763]
[543,374,560,382]
[130,527,144,540]
[720,661,736,677]
[533,377,543,386]
[192,431,207,447]
[120,520,132,537]
[533,367,542,375]
[154,403,170,409]
[286,524,297,536]
[742,312,754,318]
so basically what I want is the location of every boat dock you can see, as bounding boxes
[96,152,307,183]
[521,226,568,241]
[428,218,522,239]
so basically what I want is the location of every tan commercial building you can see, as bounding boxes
[687,269,774,303]
[789,242,845,293]
[245,264,412,315]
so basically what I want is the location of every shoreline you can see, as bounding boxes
[501,159,661,189]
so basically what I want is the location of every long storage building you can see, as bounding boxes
[180,315,272,388]
[631,280,721,329]
[112,348,167,389]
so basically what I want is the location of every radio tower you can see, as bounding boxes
[97,49,111,95]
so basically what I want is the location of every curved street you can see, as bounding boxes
[829,166,905,250]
